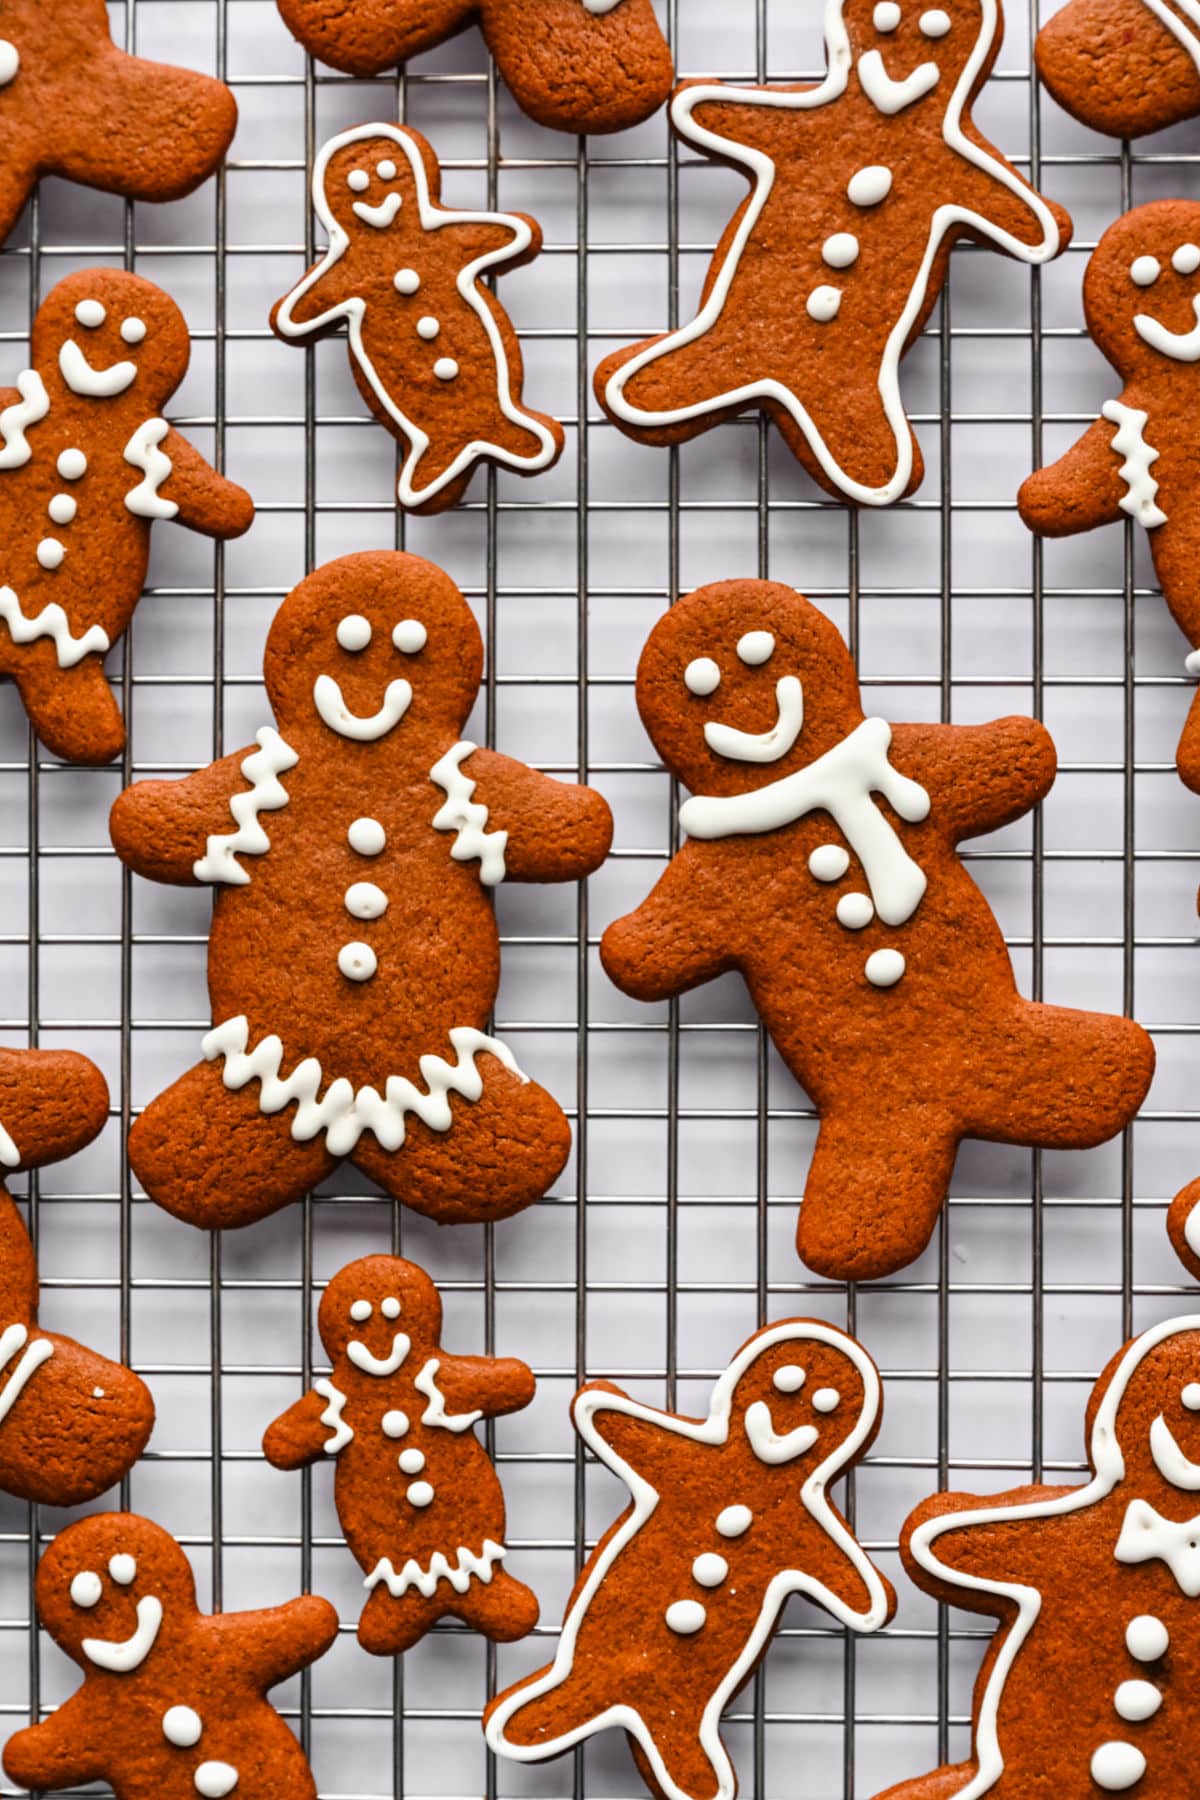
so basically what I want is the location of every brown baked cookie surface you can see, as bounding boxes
[2,1511,337,1799]
[274,0,673,133]
[272,122,562,514]
[874,1313,1200,1800]
[1168,1177,1200,1280]
[1036,0,1200,138]
[486,1318,894,1800]
[595,0,1071,506]
[0,1045,154,1508]
[599,580,1154,1283]
[0,1,236,244]
[1019,201,1200,794]
[111,550,613,1233]
[264,1254,537,1655]
[0,267,253,764]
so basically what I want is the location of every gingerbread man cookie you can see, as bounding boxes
[599,580,1155,1282]
[264,1254,537,1656]
[272,122,562,514]
[486,1319,894,1800]
[0,267,253,764]
[0,1045,154,1507]
[1036,0,1200,139]
[0,2,237,246]
[875,1314,1200,1800]
[1019,202,1200,795]
[110,550,613,1232]
[274,0,672,135]
[2,1511,337,1800]
[595,0,1071,506]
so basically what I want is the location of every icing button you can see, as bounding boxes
[48,493,77,526]
[809,843,850,882]
[822,233,860,269]
[37,537,65,570]
[57,448,87,481]
[345,881,388,920]
[194,1763,239,1799]
[1125,1614,1169,1661]
[162,1705,203,1747]
[394,268,421,294]
[1090,1743,1146,1791]
[865,948,905,987]
[1113,1679,1161,1723]
[715,1504,752,1537]
[0,40,18,86]
[398,1448,425,1474]
[406,1480,435,1508]
[381,1409,409,1438]
[806,285,842,323]
[417,316,440,341]
[691,1553,728,1587]
[836,892,874,930]
[434,357,459,381]
[847,165,892,207]
[338,941,378,982]
[665,1599,707,1634]
[348,816,386,856]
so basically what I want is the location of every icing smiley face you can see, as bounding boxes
[317,1256,443,1371]
[1128,240,1200,361]
[683,631,805,765]
[324,137,417,239]
[46,1529,175,1674]
[31,270,191,414]
[342,152,404,231]
[313,609,426,742]
[849,0,966,113]
[727,1338,862,1471]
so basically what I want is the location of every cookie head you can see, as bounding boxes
[263,550,483,748]
[34,269,190,412]
[35,1513,192,1669]
[1092,1321,1200,1501]
[727,1327,876,1470]
[318,1254,442,1371]
[635,581,863,798]
[845,0,984,106]
[317,126,421,240]
[1084,200,1200,376]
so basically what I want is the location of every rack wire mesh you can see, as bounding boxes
[1,0,1199,1794]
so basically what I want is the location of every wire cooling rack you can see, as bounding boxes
[3,0,1200,1795]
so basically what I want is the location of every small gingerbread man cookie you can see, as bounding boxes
[0,1045,154,1507]
[264,1254,537,1656]
[273,122,562,514]
[486,1319,895,1800]
[1036,0,1200,138]
[0,267,254,763]
[110,550,613,1233]
[2,1512,338,1800]
[0,1,237,245]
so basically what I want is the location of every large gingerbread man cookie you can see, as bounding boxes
[0,267,254,764]
[111,550,613,1232]
[486,1318,895,1800]
[1036,0,1200,138]
[0,1,237,245]
[0,1046,154,1506]
[272,122,562,514]
[274,0,673,135]
[264,1254,537,1655]
[2,1511,337,1799]
[599,580,1155,1282]
[595,0,1071,506]
[1019,201,1200,795]
[874,1313,1200,1800]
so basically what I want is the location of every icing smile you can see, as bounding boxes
[705,675,804,764]
[353,194,402,229]
[313,672,412,741]
[58,338,138,397]
[82,1595,163,1672]
[348,1332,411,1376]
[1149,1412,1200,1488]
[743,1400,819,1464]
[856,50,940,113]
[1134,295,1200,361]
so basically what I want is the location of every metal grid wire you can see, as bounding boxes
[2,0,1200,1794]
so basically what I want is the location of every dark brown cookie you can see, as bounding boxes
[1036,0,1200,138]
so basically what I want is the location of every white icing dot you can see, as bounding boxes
[1126,1615,1169,1661]
[108,1554,136,1586]
[48,493,77,526]
[919,7,951,32]
[665,1599,707,1634]
[347,169,370,193]
[394,269,421,295]
[813,1387,840,1412]
[691,1553,728,1587]
[336,613,372,652]
[836,892,874,930]
[348,816,386,856]
[1131,255,1161,287]
[93,1387,105,1399]
[75,299,106,329]
[121,317,147,345]
[407,1480,435,1507]
[736,630,775,666]
[773,1364,806,1393]
[847,165,892,207]
[433,357,459,381]
[0,40,18,86]
[392,618,427,653]
[865,948,905,987]
[37,537,64,570]
[416,316,440,341]
[69,1570,102,1608]
[807,285,842,323]
[339,941,378,982]
[382,1409,409,1438]
[716,1504,752,1537]
[350,1300,372,1322]
[1114,1679,1161,1722]
[194,1762,239,1799]
[809,843,850,882]
[381,1296,401,1319]
[399,1448,426,1474]
[1183,1383,1200,1410]
[685,656,721,697]
[57,448,87,480]
[345,880,388,920]
[376,159,398,180]
[1174,242,1200,275]
[822,233,860,269]
[1090,1743,1146,1791]
[163,1705,203,1747]
[873,1,901,25]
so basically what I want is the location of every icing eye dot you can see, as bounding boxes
[772,1364,806,1393]
[69,1570,102,1608]
[120,317,147,345]
[847,165,892,207]
[347,169,370,193]
[1130,255,1161,287]
[381,1296,401,1319]
[684,657,721,697]
[809,843,850,882]
[1174,242,1200,275]
[376,159,397,180]
[381,1409,409,1438]
[74,299,106,328]
[394,268,420,295]
[57,448,87,480]
[716,1504,752,1537]
[813,1387,840,1412]
[108,1554,136,1586]
[348,816,386,856]
[350,1299,372,1322]
[736,630,776,666]
[873,2,901,27]
[1183,1383,1200,1410]
[918,8,951,32]
[822,233,860,270]
[392,618,427,653]
[336,613,372,652]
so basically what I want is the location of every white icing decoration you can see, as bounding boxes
[348,816,386,856]
[347,169,370,193]
[48,494,77,525]
[0,1118,17,1166]
[686,657,721,696]
[57,448,86,480]
[807,285,842,322]
[415,1356,484,1432]
[365,1539,506,1598]
[70,1570,102,1608]
[381,1297,401,1319]
[313,670,411,740]
[857,49,940,112]
[123,418,178,520]
[919,7,951,30]
[354,193,403,230]
[75,300,106,329]
[82,1595,163,1672]
[837,892,874,929]
[0,1322,54,1424]
[772,1364,805,1393]
[865,948,906,987]
[350,1300,372,1322]
[377,160,397,180]
[0,41,18,85]
[193,727,299,885]
[407,1480,435,1507]
[382,1409,409,1438]
[36,538,64,571]
[809,843,850,882]
[338,940,378,982]
[121,318,147,345]
[1148,1412,1200,1488]
[393,618,427,653]
[1126,1614,1169,1662]
[202,1017,527,1157]
[315,1376,353,1453]
[0,586,110,669]
[0,370,49,468]
[59,338,137,397]
[417,317,440,340]
[430,741,508,886]
[737,631,774,665]
[1115,1497,1200,1594]
[705,675,804,764]
[276,122,559,509]
[873,2,901,26]
[847,165,892,206]
[1174,242,1200,274]
[1131,256,1160,288]
[823,233,860,268]
[163,1705,203,1747]
[692,1554,729,1587]
[1114,1680,1161,1722]
[716,1504,752,1537]
[194,1762,239,1798]
[345,880,388,920]
[1102,400,1166,529]
[1134,0,1200,83]
[1090,1744,1146,1792]
[1184,1383,1200,1410]
[348,1332,410,1377]
[399,1448,425,1473]
[434,357,459,381]
[813,1388,840,1412]
[109,1554,136,1586]
[744,1401,819,1464]
[665,1599,707,1633]
[1135,296,1200,361]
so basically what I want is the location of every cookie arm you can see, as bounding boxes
[2,1693,105,1791]
[600,849,731,1001]
[437,1352,536,1418]
[902,1485,1078,1602]
[1018,418,1128,537]
[262,1389,337,1470]
[271,261,355,334]
[459,748,613,882]
[952,144,1071,258]
[216,1593,340,1688]
[572,1380,678,1487]
[889,718,1057,843]
[109,750,258,885]
[159,430,255,539]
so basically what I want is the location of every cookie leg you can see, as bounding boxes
[597,325,752,447]
[798,1107,959,1281]
[965,1002,1154,1151]
[275,0,476,76]
[350,1060,570,1223]
[623,1699,726,1800]
[129,1060,337,1229]
[358,1582,445,1656]
[450,1568,538,1642]
[10,650,125,764]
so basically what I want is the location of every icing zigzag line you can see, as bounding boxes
[314,1376,353,1453]
[430,740,508,886]
[0,586,110,670]
[0,369,49,469]
[193,727,299,885]
[364,1539,506,1599]
[1102,398,1167,529]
